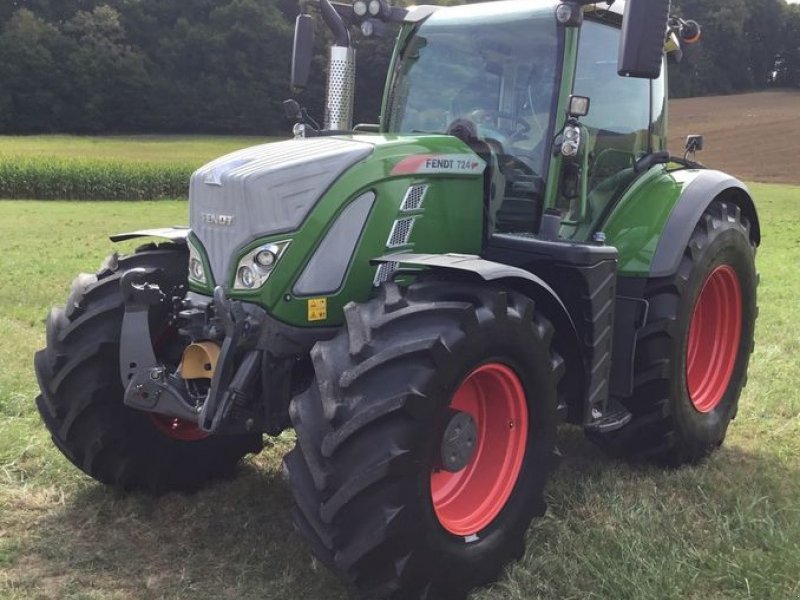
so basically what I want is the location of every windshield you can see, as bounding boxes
[386,5,560,181]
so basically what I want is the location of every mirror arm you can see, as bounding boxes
[311,0,351,46]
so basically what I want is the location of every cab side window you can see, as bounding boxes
[573,21,652,192]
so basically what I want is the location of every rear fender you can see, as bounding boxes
[650,171,760,278]
[603,168,760,278]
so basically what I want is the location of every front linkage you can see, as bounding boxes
[119,267,333,437]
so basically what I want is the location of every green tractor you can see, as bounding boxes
[34,0,759,597]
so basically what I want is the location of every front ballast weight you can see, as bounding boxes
[119,270,291,436]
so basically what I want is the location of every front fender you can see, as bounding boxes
[373,252,583,412]
[110,227,189,244]
[372,252,570,319]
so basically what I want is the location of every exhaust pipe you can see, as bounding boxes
[325,46,356,130]
[320,0,355,131]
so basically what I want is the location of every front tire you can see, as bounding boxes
[284,281,562,599]
[596,200,758,465]
[34,243,262,493]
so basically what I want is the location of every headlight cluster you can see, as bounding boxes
[234,240,291,291]
[561,124,582,158]
[188,238,209,285]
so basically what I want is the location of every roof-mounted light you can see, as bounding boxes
[353,0,368,17]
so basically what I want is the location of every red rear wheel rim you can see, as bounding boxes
[148,414,209,441]
[686,265,742,413]
[430,363,528,536]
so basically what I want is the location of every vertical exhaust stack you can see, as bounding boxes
[326,46,356,130]
[320,0,356,131]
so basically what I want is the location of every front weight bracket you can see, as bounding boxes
[119,268,198,423]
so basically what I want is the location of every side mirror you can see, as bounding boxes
[617,0,671,79]
[283,99,302,121]
[291,14,315,90]
[685,134,704,154]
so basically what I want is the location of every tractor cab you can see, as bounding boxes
[384,1,561,235]
[382,0,667,244]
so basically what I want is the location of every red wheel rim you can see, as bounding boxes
[148,414,209,441]
[430,363,528,536]
[686,265,742,413]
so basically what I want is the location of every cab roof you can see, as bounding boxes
[404,1,625,23]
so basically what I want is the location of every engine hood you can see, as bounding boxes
[189,136,374,284]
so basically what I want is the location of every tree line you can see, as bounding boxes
[0,0,798,136]
[670,0,800,97]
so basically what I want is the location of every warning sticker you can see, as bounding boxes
[391,154,486,177]
[308,298,328,322]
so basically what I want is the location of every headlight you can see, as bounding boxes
[238,266,257,289]
[254,248,277,268]
[188,237,209,285]
[233,240,291,291]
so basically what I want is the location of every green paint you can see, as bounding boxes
[193,134,484,327]
[544,26,579,212]
[188,3,707,326]
[601,166,704,276]
[380,22,415,134]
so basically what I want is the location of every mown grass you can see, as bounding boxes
[1,183,799,599]
[0,135,270,200]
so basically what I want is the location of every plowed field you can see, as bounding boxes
[669,90,800,185]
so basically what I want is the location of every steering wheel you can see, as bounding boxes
[467,109,531,139]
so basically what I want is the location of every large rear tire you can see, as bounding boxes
[284,281,562,599]
[34,243,262,493]
[595,200,757,465]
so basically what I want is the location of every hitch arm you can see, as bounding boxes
[119,268,199,423]
[198,286,263,432]
[119,268,164,381]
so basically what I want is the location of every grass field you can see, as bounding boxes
[0,182,798,599]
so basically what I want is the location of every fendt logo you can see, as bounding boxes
[424,157,481,170]
[391,153,487,177]
[201,213,235,226]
